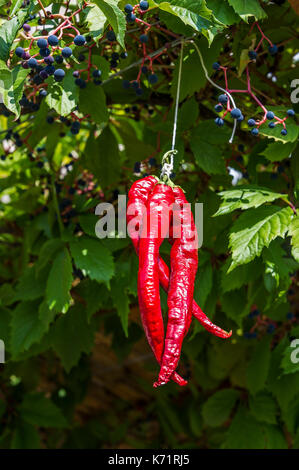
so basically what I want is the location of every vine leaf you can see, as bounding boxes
[227,0,267,22]
[46,71,79,116]
[228,205,293,271]
[0,62,29,117]
[202,389,240,427]
[94,0,126,48]
[46,248,73,314]
[0,8,28,61]
[214,185,288,216]
[288,215,299,262]
[70,237,114,284]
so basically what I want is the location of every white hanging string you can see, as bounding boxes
[186,40,238,144]
[160,40,184,182]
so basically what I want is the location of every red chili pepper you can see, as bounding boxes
[154,186,198,387]
[127,177,231,340]
[128,180,187,386]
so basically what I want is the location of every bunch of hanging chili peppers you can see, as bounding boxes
[127,175,232,387]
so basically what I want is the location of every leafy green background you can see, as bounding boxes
[0,0,298,449]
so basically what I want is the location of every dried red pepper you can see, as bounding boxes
[154,186,198,387]
[127,177,231,339]
[130,181,187,386]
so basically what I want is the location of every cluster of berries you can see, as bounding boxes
[121,2,160,95]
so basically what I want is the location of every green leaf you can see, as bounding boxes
[288,215,299,262]
[227,0,267,22]
[46,71,79,116]
[83,4,107,39]
[10,300,50,357]
[263,424,288,449]
[221,259,262,293]
[84,125,120,188]
[214,185,288,216]
[224,406,265,449]
[260,141,296,162]
[79,83,108,125]
[249,393,278,424]
[0,307,11,346]
[228,206,293,271]
[14,265,48,301]
[221,287,249,325]
[94,0,126,48]
[70,237,114,284]
[11,421,40,449]
[50,305,96,372]
[0,62,29,117]
[202,389,240,427]
[171,38,224,101]
[19,393,67,428]
[35,238,64,274]
[157,0,218,35]
[194,261,213,308]
[46,248,73,314]
[190,139,226,175]
[247,336,271,395]
[9,0,24,17]
[206,0,240,25]
[0,9,28,61]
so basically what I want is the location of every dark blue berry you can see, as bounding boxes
[75,78,85,88]
[134,161,141,172]
[141,65,148,74]
[266,111,275,120]
[131,80,139,89]
[268,121,275,129]
[54,55,63,64]
[237,114,244,122]
[247,118,256,127]
[73,70,80,78]
[140,34,148,43]
[218,94,228,105]
[231,108,242,119]
[112,52,119,61]
[248,50,257,60]
[139,1,149,10]
[15,47,24,58]
[22,51,30,60]
[136,87,144,96]
[0,155,6,161]
[120,51,128,59]
[45,65,55,75]
[106,31,116,41]
[37,38,48,49]
[148,73,158,84]
[287,109,295,117]
[277,165,284,173]
[39,89,47,97]
[122,80,131,89]
[48,35,59,46]
[28,57,37,69]
[212,62,220,70]
[54,68,65,81]
[124,4,133,13]
[47,116,54,124]
[44,55,54,64]
[215,117,224,127]
[92,69,102,78]
[126,13,136,23]
[267,324,276,334]
[62,47,72,58]
[214,104,223,112]
[251,128,259,136]
[94,79,102,85]
[39,48,50,57]
[236,155,243,163]
[281,128,287,136]
[74,35,86,46]
[39,69,48,80]
[269,44,278,55]
[23,23,31,32]
[110,59,118,68]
